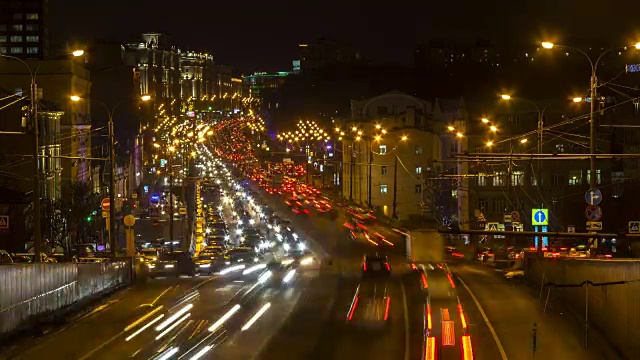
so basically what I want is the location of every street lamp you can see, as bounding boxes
[0,49,83,262]
[71,94,150,259]
[541,41,640,189]
[573,97,583,103]
[501,94,511,100]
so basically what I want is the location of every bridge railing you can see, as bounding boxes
[0,262,130,335]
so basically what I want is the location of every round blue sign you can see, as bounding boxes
[534,210,546,224]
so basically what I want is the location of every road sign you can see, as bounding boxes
[586,221,603,231]
[123,214,136,227]
[102,210,108,218]
[629,221,640,234]
[132,193,138,199]
[532,208,548,226]
[567,225,575,233]
[511,211,521,222]
[585,189,602,206]
[0,215,8,230]
[512,222,523,231]
[503,214,512,223]
[179,207,186,215]
[101,198,110,211]
[149,207,160,220]
[487,222,499,231]
[585,205,602,221]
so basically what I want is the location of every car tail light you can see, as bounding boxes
[421,273,428,289]
[447,274,456,288]
[385,262,391,271]
[383,297,391,320]
[461,335,474,360]
[347,296,359,321]
[425,336,436,360]
[426,304,432,331]
[303,209,309,214]
[458,303,467,332]
[363,262,367,271]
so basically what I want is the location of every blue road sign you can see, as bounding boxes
[532,208,548,226]
[585,205,602,221]
[585,189,602,205]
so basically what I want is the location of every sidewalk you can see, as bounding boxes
[454,262,622,360]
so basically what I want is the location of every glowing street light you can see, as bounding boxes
[520,138,528,144]
[573,97,583,103]
[501,94,511,100]
[141,94,151,101]
[490,125,498,132]
[72,49,85,57]
[70,95,81,102]
[481,118,489,123]
[541,41,554,49]
[447,126,455,131]
[400,135,408,141]
[486,141,493,147]
[456,132,463,138]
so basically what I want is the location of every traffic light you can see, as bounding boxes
[86,216,92,222]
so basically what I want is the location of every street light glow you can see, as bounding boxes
[70,95,81,101]
[520,138,528,143]
[501,94,511,100]
[401,135,408,141]
[447,126,455,131]
[486,141,493,147]
[72,50,85,57]
[456,132,463,138]
[490,125,498,132]
[153,143,160,148]
[351,126,357,132]
[573,97,583,103]
[541,42,554,49]
[481,118,489,123]
[636,43,640,50]
[374,135,382,141]
[141,95,151,101]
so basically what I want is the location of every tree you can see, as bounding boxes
[60,182,101,245]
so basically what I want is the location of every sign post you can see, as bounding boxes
[532,208,549,250]
[0,215,8,230]
[630,221,640,234]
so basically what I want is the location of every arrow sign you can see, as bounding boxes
[585,189,602,206]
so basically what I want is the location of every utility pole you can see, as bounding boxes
[537,111,543,204]
[31,81,42,262]
[169,153,174,242]
[392,154,398,219]
[589,71,597,190]
[368,141,373,208]
[109,114,116,260]
[349,141,354,201]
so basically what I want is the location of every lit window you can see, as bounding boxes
[26,36,39,42]
[26,47,38,54]
[26,13,39,20]
[380,184,388,195]
[26,24,39,31]
[477,172,487,186]
[511,171,524,186]
[416,166,422,175]
[379,145,387,154]
[568,170,582,185]
[586,170,601,185]
[12,24,23,31]
[0,47,6,54]
[0,36,5,43]
[10,47,23,54]
[381,166,387,175]
[10,36,23,42]
[415,184,421,194]
[415,145,423,155]
[492,171,505,186]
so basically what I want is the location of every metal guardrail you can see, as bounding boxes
[0,262,130,335]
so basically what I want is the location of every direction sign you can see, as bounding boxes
[101,198,111,211]
[567,225,575,233]
[179,207,186,215]
[585,189,602,206]
[532,208,548,226]
[629,221,640,234]
[0,215,8,230]
[585,205,602,221]
[503,214,512,223]
[586,221,602,231]
[486,222,499,231]
[511,211,521,222]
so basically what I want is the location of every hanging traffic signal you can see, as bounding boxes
[86,216,92,222]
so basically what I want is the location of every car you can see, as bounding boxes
[0,250,13,264]
[362,254,391,276]
[147,251,196,278]
[139,248,161,263]
[194,250,224,275]
[292,206,310,215]
[224,247,259,265]
[283,240,307,257]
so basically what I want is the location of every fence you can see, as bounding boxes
[524,257,640,360]
[0,262,130,335]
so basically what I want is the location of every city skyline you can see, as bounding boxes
[50,0,640,72]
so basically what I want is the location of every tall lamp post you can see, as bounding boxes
[71,94,150,259]
[541,41,640,190]
[1,49,84,262]
[154,143,176,242]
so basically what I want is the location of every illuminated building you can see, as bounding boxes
[180,51,215,117]
[294,38,360,72]
[0,0,48,59]
[242,72,288,111]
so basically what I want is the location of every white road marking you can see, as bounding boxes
[457,276,508,360]
[400,281,410,360]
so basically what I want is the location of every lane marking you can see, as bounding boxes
[400,280,410,360]
[457,276,508,360]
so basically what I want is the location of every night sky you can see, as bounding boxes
[51,0,640,73]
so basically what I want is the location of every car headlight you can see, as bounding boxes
[249,219,255,225]
[283,243,290,251]
[298,243,306,251]
[147,264,156,268]
[236,228,242,235]
[254,257,259,263]
[237,219,243,225]
[224,235,230,240]
[225,261,231,265]
[165,264,175,268]
[199,263,211,268]
[292,233,298,239]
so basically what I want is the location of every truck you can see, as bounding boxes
[402,228,444,264]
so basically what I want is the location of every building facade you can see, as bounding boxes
[340,91,445,221]
[0,0,48,59]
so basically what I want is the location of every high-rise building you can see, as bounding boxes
[180,51,215,117]
[0,0,48,59]
[294,38,360,72]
